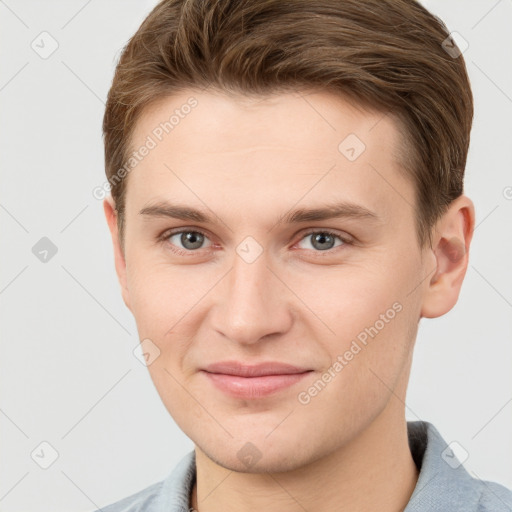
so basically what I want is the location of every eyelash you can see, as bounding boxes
[157,228,353,257]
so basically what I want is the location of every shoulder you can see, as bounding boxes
[90,480,164,512]
[88,450,196,512]
[476,479,512,511]
[406,421,512,512]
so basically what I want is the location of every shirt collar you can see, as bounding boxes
[155,420,482,511]
[404,420,482,511]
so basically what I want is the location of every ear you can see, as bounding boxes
[103,196,131,312]
[420,194,475,319]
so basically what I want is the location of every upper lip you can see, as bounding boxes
[203,361,312,377]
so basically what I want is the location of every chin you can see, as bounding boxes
[196,432,319,474]
[209,449,308,474]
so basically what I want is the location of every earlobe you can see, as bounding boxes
[420,195,475,319]
[103,196,131,311]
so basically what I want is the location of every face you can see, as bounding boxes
[107,89,435,473]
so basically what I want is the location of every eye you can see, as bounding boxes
[295,230,350,252]
[158,228,352,256]
[160,229,213,255]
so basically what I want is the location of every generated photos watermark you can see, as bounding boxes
[92,96,198,200]
[297,301,403,405]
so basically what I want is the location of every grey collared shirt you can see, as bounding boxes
[93,421,512,511]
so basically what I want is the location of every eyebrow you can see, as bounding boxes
[139,200,381,226]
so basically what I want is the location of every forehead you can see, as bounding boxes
[125,89,414,225]
[133,88,399,154]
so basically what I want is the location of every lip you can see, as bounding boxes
[203,361,311,377]
[201,361,313,399]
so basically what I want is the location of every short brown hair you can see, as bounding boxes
[103,0,473,250]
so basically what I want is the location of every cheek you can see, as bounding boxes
[292,256,418,390]
[125,251,205,334]
[286,261,400,331]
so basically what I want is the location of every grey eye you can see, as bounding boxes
[311,233,335,251]
[170,231,206,250]
[298,232,344,251]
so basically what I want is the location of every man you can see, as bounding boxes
[96,0,512,510]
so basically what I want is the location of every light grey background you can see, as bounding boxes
[1,0,511,511]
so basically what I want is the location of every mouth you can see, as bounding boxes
[201,361,314,399]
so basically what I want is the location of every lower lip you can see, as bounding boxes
[202,371,313,399]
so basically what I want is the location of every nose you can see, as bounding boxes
[209,249,294,346]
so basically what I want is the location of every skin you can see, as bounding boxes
[104,89,475,512]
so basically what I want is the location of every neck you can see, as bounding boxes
[190,409,419,512]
